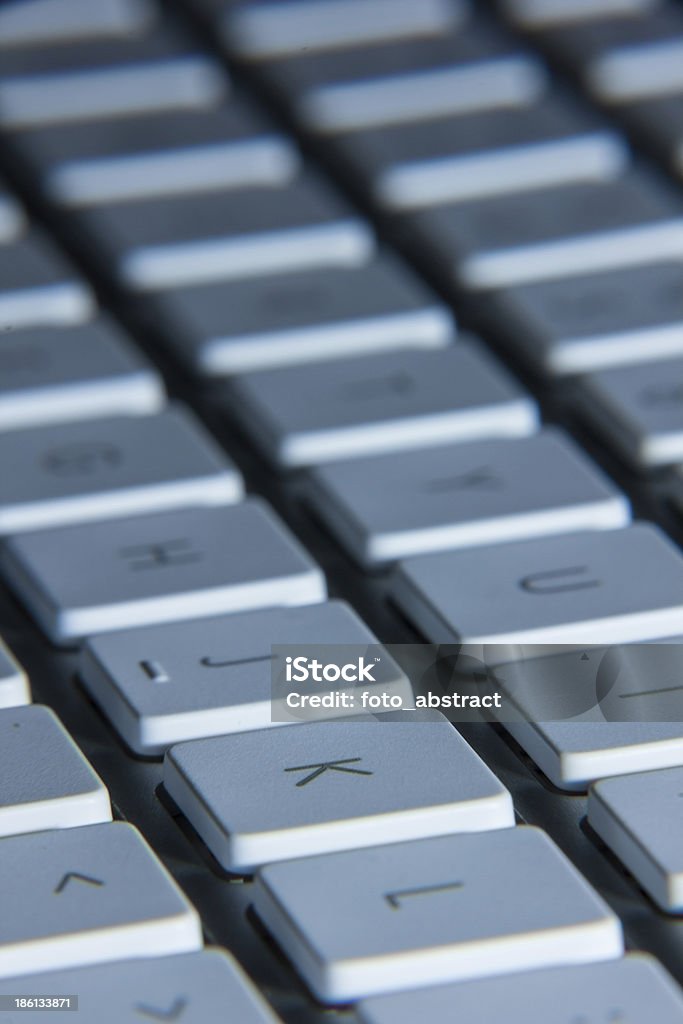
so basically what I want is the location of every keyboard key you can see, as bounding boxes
[18,103,299,207]
[487,262,683,374]
[1,500,326,644]
[0,0,156,48]
[333,96,627,209]
[164,712,513,872]
[628,93,683,177]
[229,342,538,467]
[579,357,683,467]
[0,639,30,709]
[0,318,165,430]
[223,0,467,59]
[78,173,375,291]
[0,406,243,534]
[589,766,683,911]
[0,188,25,243]
[358,955,683,1024]
[501,0,660,28]
[0,822,201,979]
[80,600,409,754]
[411,171,683,290]
[308,430,630,566]
[393,523,683,647]
[253,826,622,1002]
[154,255,454,375]
[0,705,111,838]
[0,232,94,330]
[0,949,281,1024]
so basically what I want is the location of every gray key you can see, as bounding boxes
[254,826,622,1002]
[0,318,165,430]
[0,406,243,534]
[307,429,630,566]
[165,711,513,872]
[1,500,326,644]
[501,0,659,28]
[580,357,683,467]
[0,189,25,243]
[154,255,454,374]
[628,93,683,178]
[78,173,375,291]
[223,0,467,59]
[0,949,281,1024]
[487,262,683,375]
[17,104,299,207]
[0,231,94,329]
[333,96,627,209]
[358,955,683,1024]
[0,705,111,838]
[0,0,156,48]
[0,822,201,978]
[590,766,683,911]
[228,342,538,467]
[80,600,409,754]
[393,523,683,647]
[0,638,30,709]
[411,171,683,289]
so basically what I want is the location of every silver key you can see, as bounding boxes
[333,97,627,209]
[164,712,514,872]
[1,500,326,644]
[0,705,111,838]
[229,342,538,467]
[411,171,683,289]
[223,0,467,59]
[358,955,683,1024]
[0,318,165,430]
[0,822,201,979]
[253,826,622,1002]
[0,231,94,330]
[0,0,155,48]
[589,766,683,911]
[0,189,24,243]
[0,406,243,534]
[487,262,683,375]
[501,0,660,29]
[78,173,375,291]
[307,429,630,566]
[580,357,683,467]
[0,638,30,709]
[18,104,299,207]
[393,523,683,647]
[80,600,409,754]
[154,254,454,374]
[0,949,281,1024]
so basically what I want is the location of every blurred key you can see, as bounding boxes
[0,705,111,838]
[228,342,538,467]
[487,262,683,374]
[78,173,375,290]
[165,712,514,872]
[333,96,627,209]
[254,827,622,1002]
[0,232,94,329]
[0,406,244,534]
[308,430,629,566]
[411,171,683,289]
[393,523,683,646]
[0,318,165,430]
[579,357,683,467]
[222,0,467,59]
[0,950,281,1024]
[1,500,326,644]
[0,822,201,978]
[0,188,25,243]
[154,255,454,375]
[628,93,683,177]
[0,0,156,48]
[500,0,660,28]
[80,601,409,754]
[17,103,299,207]
[359,956,683,1024]
[0,639,30,709]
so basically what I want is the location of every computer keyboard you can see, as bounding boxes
[4,0,683,1021]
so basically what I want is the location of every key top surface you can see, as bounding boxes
[501,0,659,27]
[0,705,111,838]
[0,0,156,48]
[253,826,622,1002]
[0,231,94,329]
[0,821,201,979]
[0,639,30,709]
[0,500,326,644]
